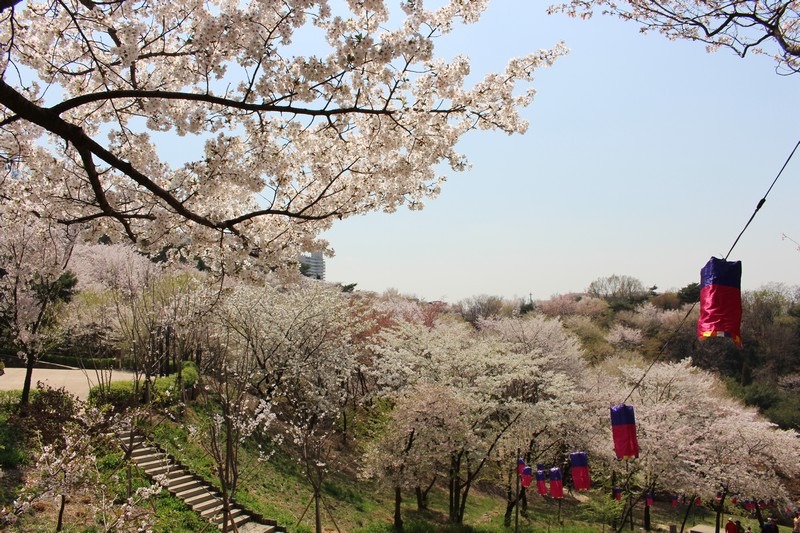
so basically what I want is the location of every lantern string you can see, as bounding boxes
[724,139,800,260]
[622,138,800,405]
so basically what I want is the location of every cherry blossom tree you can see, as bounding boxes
[588,358,800,533]
[214,280,369,532]
[0,213,78,405]
[478,313,592,526]
[549,1,800,74]
[191,360,276,533]
[369,314,591,524]
[8,403,164,532]
[361,383,475,530]
[0,0,566,276]
[70,243,214,404]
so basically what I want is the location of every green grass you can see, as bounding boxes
[0,388,775,533]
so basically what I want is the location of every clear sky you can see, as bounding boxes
[321,2,800,303]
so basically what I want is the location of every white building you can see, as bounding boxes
[299,252,325,280]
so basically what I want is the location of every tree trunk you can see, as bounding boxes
[393,485,403,531]
[680,495,696,533]
[415,475,435,510]
[645,503,651,531]
[315,489,322,533]
[56,493,66,531]
[20,352,36,406]
[521,486,528,515]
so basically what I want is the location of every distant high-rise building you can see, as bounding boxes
[299,252,325,280]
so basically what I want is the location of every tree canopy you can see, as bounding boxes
[0,0,565,276]
[549,1,800,74]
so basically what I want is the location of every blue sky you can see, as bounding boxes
[321,2,800,303]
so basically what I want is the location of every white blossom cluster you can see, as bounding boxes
[0,0,566,277]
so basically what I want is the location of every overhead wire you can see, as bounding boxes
[620,139,800,405]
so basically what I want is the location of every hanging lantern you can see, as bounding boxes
[695,497,702,506]
[646,493,653,507]
[613,487,622,501]
[759,499,766,509]
[570,452,591,491]
[517,457,526,476]
[716,492,723,503]
[731,496,738,505]
[768,498,775,507]
[610,404,640,459]
[549,467,563,499]
[536,469,548,496]
[672,495,679,508]
[697,257,743,348]
[521,466,533,489]
[745,499,755,511]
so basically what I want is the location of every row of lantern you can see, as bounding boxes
[516,452,591,499]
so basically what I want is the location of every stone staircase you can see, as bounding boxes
[118,430,285,532]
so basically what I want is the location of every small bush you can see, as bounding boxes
[88,361,199,411]
[22,383,81,446]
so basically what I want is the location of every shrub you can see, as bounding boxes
[88,361,199,411]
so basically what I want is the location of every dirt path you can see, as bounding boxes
[0,367,135,400]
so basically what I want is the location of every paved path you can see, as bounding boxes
[0,367,135,399]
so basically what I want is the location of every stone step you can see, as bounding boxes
[143,464,172,477]
[186,491,219,510]
[175,484,208,500]
[135,454,167,468]
[115,432,283,533]
[238,524,276,533]
[131,446,158,458]
[214,509,248,527]
[199,503,224,519]
[167,474,197,492]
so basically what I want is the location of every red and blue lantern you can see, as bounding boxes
[697,257,742,348]
[521,466,532,489]
[646,493,653,507]
[613,487,622,501]
[731,496,738,505]
[517,457,525,476]
[549,467,563,499]
[536,469,547,496]
[672,495,678,508]
[610,404,640,459]
[570,452,591,491]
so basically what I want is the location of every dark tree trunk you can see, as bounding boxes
[20,353,36,406]
[680,495,696,533]
[56,494,66,531]
[393,486,403,531]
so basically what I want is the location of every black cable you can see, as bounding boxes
[725,139,800,260]
[620,139,800,405]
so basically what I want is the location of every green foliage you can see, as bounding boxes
[742,382,781,410]
[0,389,22,407]
[150,491,208,533]
[0,408,28,468]
[30,270,78,306]
[726,379,800,430]
[22,383,80,446]
[678,282,701,304]
[40,354,117,369]
[579,495,624,529]
[87,361,199,410]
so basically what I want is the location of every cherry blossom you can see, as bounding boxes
[0,0,567,276]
